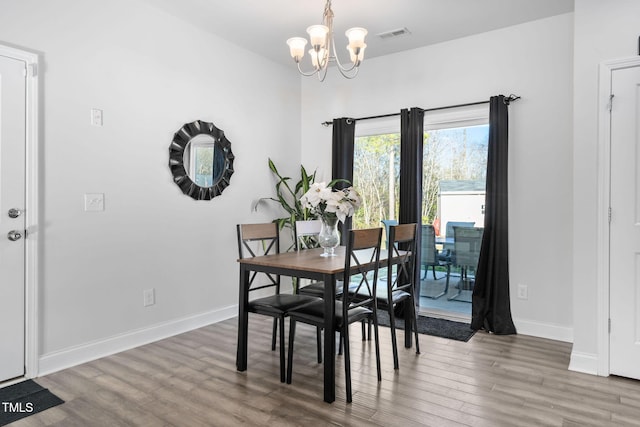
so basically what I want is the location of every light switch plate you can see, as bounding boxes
[91,108,103,126]
[84,193,104,211]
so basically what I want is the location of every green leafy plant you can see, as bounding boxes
[254,158,318,250]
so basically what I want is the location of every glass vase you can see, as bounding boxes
[318,216,340,257]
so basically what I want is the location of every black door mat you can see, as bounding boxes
[0,379,64,426]
[377,310,476,342]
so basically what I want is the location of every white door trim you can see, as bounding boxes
[597,56,640,377]
[0,43,39,380]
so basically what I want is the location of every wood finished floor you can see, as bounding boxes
[9,316,640,427]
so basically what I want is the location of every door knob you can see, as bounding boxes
[8,208,22,218]
[7,230,23,241]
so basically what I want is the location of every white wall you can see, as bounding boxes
[300,14,575,341]
[0,0,302,373]
[571,0,640,374]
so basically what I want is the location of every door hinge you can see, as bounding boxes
[608,318,611,333]
[28,63,37,77]
[608,207,612,223]
[608,94,615,112]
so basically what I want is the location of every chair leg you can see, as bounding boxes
[316,326,322,363]
[279,316,286,383]
[271,318,278,351]
[342,325,352,403]
[286,319,296,384]
[411,299,420,355]
[388,305,399,370]
[431,265,438,280]
[338,331,343,355]
[372,311,382,382]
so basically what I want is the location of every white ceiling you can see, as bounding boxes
[141,0,574,66]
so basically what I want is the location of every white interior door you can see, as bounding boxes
[609,64,640,380]
[0,54,26,382]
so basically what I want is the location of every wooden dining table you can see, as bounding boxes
[236,246,413,403]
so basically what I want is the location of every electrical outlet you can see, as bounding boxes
[143,288,155,307]
[517,283,528,300]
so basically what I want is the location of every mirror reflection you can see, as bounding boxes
[183,134,224,188]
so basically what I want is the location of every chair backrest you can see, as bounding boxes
[294,219,322,250]
[237,223,280,292]
[387,223,418,293]
[420,224,437,264]
[453,226,483,268]
[341,228,383,314]
[381,219,399,249]
[445,221,474,238]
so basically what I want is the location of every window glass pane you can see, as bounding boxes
[353,133,400,246]
[423,124,489,229]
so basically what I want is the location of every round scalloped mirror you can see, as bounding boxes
[168,120,234,200]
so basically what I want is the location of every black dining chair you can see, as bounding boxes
[286,227,383,403]
[294,219,325,298]
[293,219,327,363]
[449,226,484,302]
[377,223,421,369]
[236,223,320,382]
[421,224,451,299]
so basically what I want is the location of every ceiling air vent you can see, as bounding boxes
[377,27,411,40]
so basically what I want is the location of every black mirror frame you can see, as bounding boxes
[168,120,235,200]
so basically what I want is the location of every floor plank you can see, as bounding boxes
[7,316,640,426]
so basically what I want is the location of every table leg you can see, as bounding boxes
[323,273,336,403]
[405,300,413,348]
[237,265,249,371]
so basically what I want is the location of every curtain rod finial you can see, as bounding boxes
[504,94,521,105]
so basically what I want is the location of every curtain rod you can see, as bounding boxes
[321,94,520,127]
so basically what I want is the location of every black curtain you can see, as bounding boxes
[331,118,355,245]
[471,95,517,334]
[400,108,425,301]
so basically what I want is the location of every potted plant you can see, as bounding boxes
[254,158,318,251]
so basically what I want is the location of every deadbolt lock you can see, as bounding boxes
[8,208,22,218]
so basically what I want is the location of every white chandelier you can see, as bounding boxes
[286,0,367,81]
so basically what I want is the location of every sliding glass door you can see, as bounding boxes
[352,107,488,319]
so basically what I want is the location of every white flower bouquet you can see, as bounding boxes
[300,182,362,224]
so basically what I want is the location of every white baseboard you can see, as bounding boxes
[513,317,573,343]
[568,351,599,375]
[37,305,238,377]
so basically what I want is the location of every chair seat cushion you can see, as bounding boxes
[353,287,410,305]
[288,300,372,328]
[299,281,344,298]
[249,294,320,316]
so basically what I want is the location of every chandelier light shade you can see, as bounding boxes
[286,0,367,81]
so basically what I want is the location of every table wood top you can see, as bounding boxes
[237,246,401,275]
[237,247,347,274]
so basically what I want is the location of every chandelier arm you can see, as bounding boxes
[296,61,323,77]
[316,64,329,82]
[336,65,360,79]
[330,36,359,75]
